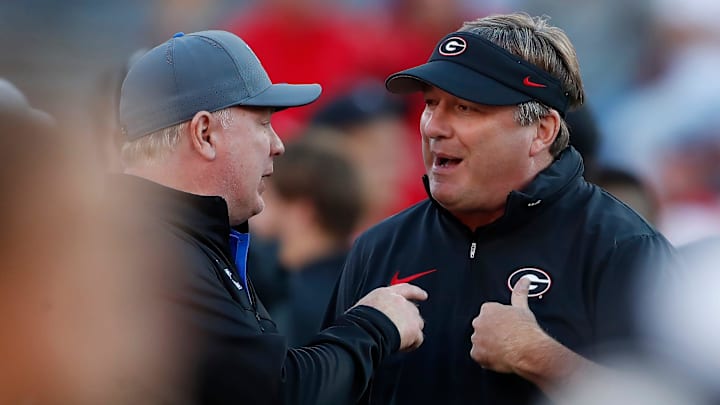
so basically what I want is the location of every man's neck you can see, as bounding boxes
[448,153,556,230]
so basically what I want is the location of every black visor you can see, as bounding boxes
[386,32,569,116]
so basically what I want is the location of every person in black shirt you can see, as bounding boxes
[115,30,426,405]
[325,12,679,405]
[249,139,365,347]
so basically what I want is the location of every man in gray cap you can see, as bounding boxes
[115,30,426,405]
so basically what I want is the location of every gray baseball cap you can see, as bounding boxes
[119,30,322,140]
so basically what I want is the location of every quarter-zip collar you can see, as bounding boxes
[109,174,248,258]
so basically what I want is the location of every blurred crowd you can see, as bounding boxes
[1,0,719,403]
[3,0,719,245]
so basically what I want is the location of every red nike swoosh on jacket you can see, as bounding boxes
[390,269,437,286]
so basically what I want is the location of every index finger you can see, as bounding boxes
[389,283,428,302]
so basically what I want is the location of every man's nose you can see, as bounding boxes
[422,108,451,140]
[270,130,285,156]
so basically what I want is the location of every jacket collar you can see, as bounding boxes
[109,174,248,255]
[424,146,585,233]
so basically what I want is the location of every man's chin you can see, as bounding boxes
[228,200,264,226]
[249,198,264,218]
[429,183,457,206]
[254,195,267,214]
[430,187,477,217]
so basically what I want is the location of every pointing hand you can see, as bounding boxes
[354,283,427,352]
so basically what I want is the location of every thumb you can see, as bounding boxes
[511,276,531,309]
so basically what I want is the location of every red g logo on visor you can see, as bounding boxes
[439,37,467,56]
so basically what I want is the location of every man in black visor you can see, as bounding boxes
[325,12,680,404]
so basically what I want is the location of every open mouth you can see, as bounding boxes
[435,156,462,168]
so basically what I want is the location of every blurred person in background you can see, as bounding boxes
[562,103,661,226]
[115,30,427,404]
[151,0,229,42]
[90,67,125,172]
[545,236,720,405]
[220,0,382,138]
[371,0,485,88]
[308,80,424,233]
[600,0,720,245]
[590,167,660,226]
[221,0,490,157]
[88,48,147,173]
[639,235,720,403]
[654,138,720,245]
[325,13,679,405]
[0,78,180,403]
[0,78,55,128]
[519,0,656,116]
[563,105,662,226]
[565,104,601,175]
[249,139,365,347]
[375,0,499,128]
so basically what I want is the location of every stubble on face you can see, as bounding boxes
[222,107,278,226]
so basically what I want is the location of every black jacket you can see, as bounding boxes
[324,148,679,404]
[111,174,399,405]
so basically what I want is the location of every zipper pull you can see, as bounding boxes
[469,242,477,259]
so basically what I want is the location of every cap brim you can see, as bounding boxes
[241,83,322,109]
[386,60,532,106]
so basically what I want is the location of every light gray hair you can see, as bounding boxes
[121,108,234,167]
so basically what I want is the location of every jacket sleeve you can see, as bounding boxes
[590,233,682,353]
[282,306,399,405]
[172,240,398,405]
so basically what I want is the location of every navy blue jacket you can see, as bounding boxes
[324,147,679,404]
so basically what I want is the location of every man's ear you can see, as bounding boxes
[530,109,561,157]
[188,111,216,161]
